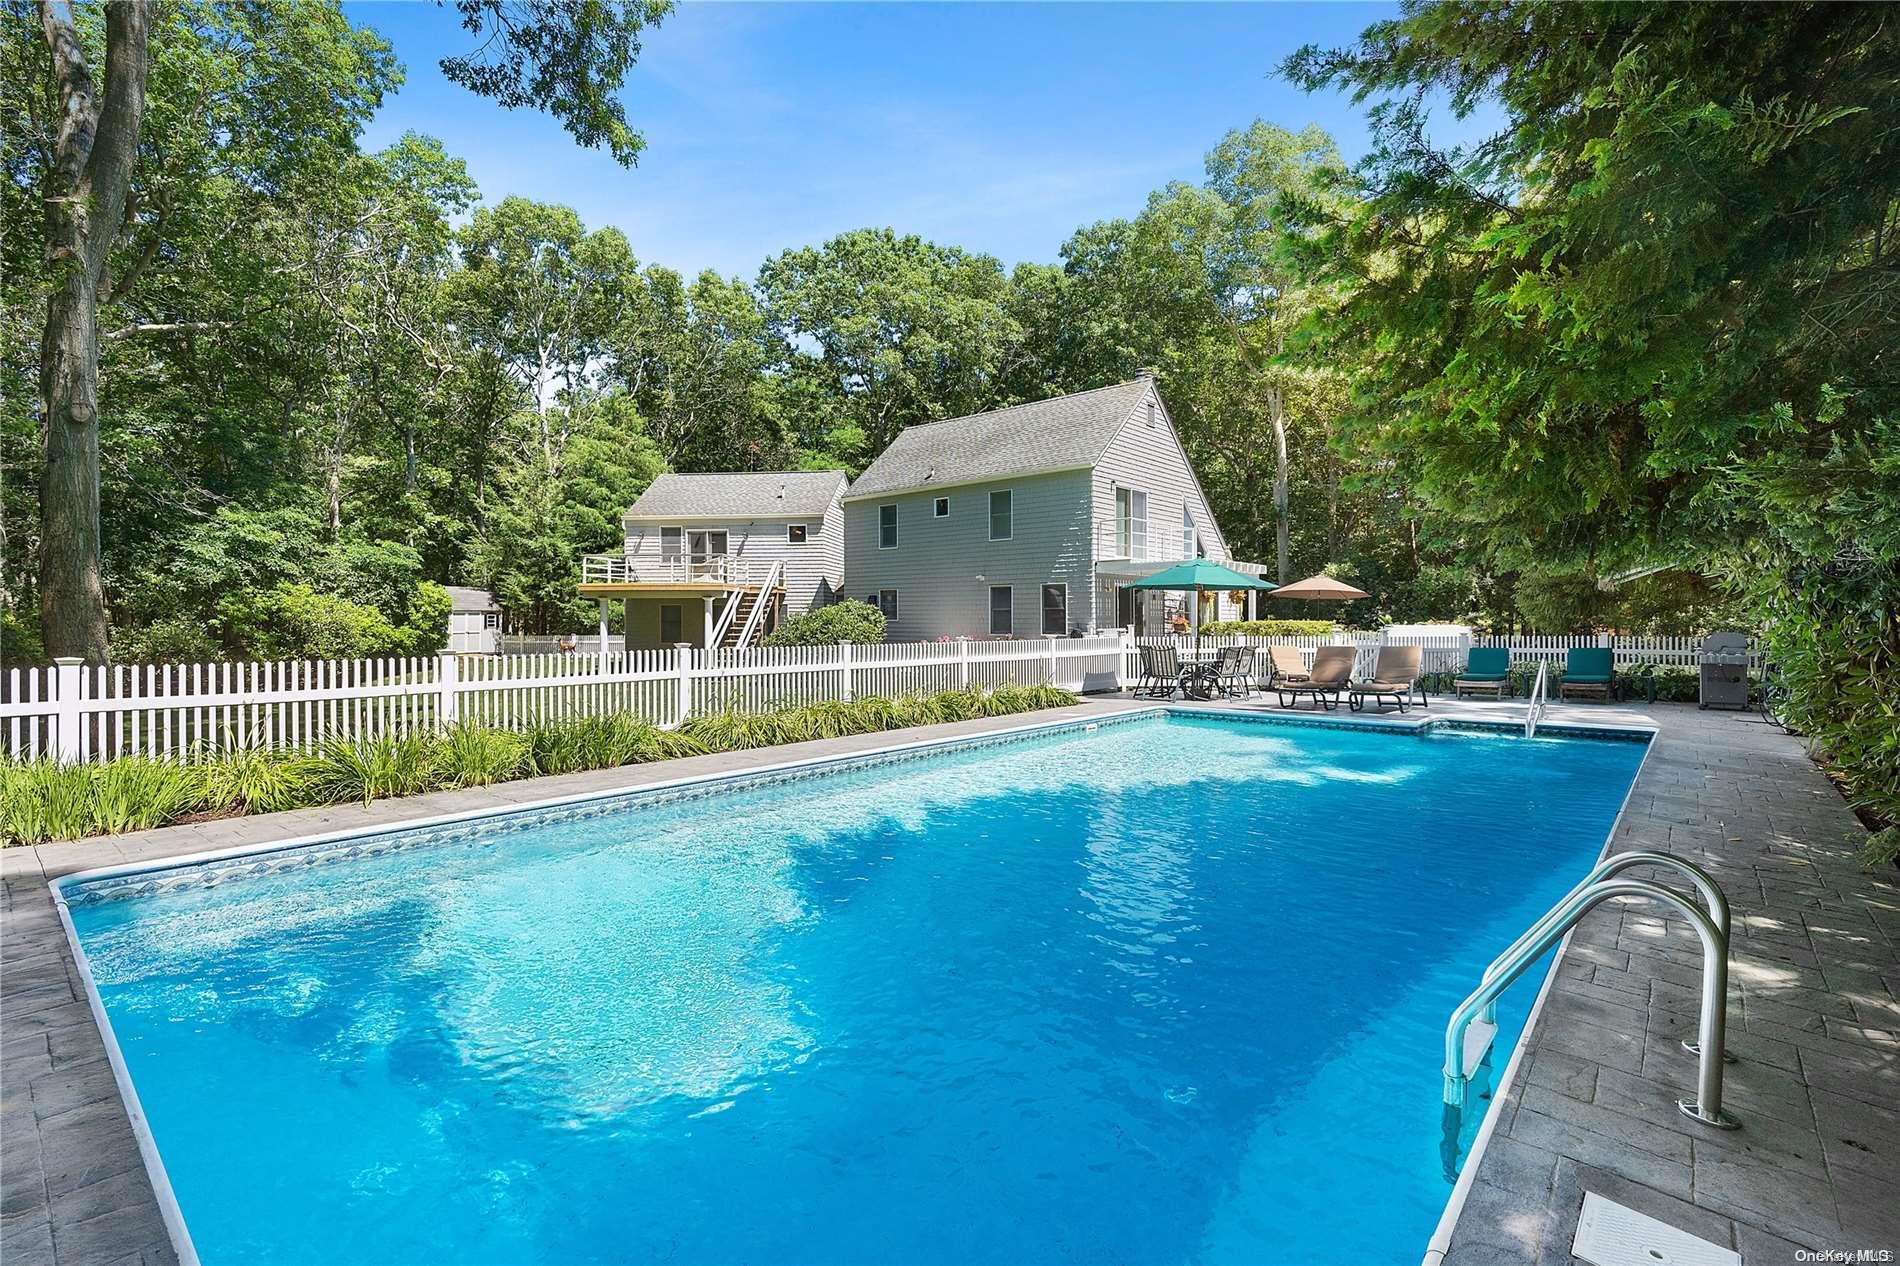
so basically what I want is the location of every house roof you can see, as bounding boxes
[625,470,847,521]
[443,585,498,612]
[843,378,1155,500]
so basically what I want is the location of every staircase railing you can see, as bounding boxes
[731,560,784,649]
[707,587,745,647]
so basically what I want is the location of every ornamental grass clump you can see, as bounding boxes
[435,723,527,788]
[199,746,316,815]
[89,758,202,835]
[311,733,433,807]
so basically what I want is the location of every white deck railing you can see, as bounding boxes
[580,552,754,585]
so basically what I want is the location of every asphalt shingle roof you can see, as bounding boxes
[442,585,498,611]
[626,470,847,520]
[844,379,1153,500]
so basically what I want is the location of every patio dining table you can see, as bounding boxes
[1174,648,1227,700]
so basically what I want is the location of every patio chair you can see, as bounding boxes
[1559,647,1616,701]
[1274,646,1355,711]
[1213,647,1255,698]
[1454,647,1512,699]
[1266,645,1311,689]
[1134,644,1182,699]
[1349,645,1428,713]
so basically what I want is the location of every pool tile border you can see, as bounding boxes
[53,708,1162,908]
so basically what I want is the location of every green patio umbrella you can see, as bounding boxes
[1126,560,1276,647]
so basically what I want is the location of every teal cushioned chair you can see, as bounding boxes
[1559,647,1616,701]
[1454,647,1512,698]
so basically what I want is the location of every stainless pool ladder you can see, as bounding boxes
[1524,660,1550,737]
[1443,851,1740,1130]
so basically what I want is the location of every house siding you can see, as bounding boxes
[622,500,845,614]
[1089,383,1239,629]
[841,471,1094,641]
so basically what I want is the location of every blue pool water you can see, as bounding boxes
[66,713,1647,1266]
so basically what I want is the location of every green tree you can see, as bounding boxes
[13,0,670,661]
[1286,2,1900,814]
[758,228,1021,463]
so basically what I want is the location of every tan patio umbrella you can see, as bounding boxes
[1268,572,1370,601]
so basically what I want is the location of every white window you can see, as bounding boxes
[934,496,949,518]
[1115,486,1147,558]
[659,526,682,558]
[482,611,501,630]
[878,589,899,621]
[989,585,1012,636]
[989,489,1012,541]
[879,504,898,549]
[1041,584,1067,636]
[1182,505,1196,559]
[788,523,808,544]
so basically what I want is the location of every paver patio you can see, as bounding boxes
[2,697,1893,1265]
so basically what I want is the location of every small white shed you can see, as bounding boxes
[444,586,501,655]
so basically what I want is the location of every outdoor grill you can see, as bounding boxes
[1698,631,1751,710]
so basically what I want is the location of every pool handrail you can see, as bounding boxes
[1443,876,1738,1130]
[1524,660,1550,737]
[1478,851,1729,1026]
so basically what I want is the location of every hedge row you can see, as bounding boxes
[1,685,1078,846]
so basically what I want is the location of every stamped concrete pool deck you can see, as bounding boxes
[2,697,1893,1265]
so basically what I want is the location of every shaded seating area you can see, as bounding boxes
[1454,647,1512,698]
[1273,646,1355,711]
[1558,647,1617,701]
[1348,644,1428,713]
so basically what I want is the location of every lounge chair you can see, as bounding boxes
[1266,645,1311,689]
[1213,647,1255,698]
[1454,647,1512,699]
[1348,645,1427,713]
[1558,647,1616,701]
[1134,644,1182,699]
[1275,646,1355,711]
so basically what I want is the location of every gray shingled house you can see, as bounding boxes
[583,376,1267,648]
[841,374,1268,640]
[579,470,846,649]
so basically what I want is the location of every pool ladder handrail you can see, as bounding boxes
[1444,853,1739,1130]
[1524,660,1550,737]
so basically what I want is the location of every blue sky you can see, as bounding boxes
[354,2,1482,280]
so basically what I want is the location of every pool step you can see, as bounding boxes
[1461,1018,1497,1073]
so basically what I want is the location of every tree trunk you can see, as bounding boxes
[1269,385,1290,585]
[37,0,151,663]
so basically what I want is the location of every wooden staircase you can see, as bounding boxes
[720,590,765,648]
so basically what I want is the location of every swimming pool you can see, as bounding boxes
[60,710,1649,1266]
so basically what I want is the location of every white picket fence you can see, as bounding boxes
[0,629,1753,766]
[0,636,1128,765]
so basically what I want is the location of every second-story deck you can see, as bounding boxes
[577,552,765,594]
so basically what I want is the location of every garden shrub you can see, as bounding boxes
[110,616,222,664]
[762,600,886,647]
[1198,619,1338,637]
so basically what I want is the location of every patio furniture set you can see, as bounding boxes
[1450,646,1622,701]
[1134,644,1432,713]
[1134,643,1644,713]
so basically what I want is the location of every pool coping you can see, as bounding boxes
[22,698,1665,1266]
